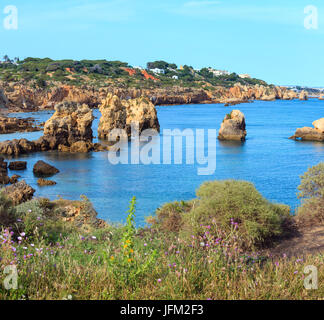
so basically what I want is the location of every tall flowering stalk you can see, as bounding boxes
[122,196,136,265]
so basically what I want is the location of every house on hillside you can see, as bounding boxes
[149,68,165,74]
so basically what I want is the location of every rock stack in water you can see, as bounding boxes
[290,118,324,141]
[40,101,94,152]
[98,93,160,140]
[218,110,247,142]
[299,90,308,101]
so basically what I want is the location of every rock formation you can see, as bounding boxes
[2,180,35,205]
[0,88,8,110]
[37,178,57,186]
[218,110,247,142]
[42,101,94,150]
[0,116,42,134]
[0,158,10,184]
[289,118,324,141]
[9,161,27,170]
[33,160,59,177]
[10,174,20,184]
[299,90,308,101]
[98,93,160,140]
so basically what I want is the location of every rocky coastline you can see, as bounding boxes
[0,82,301,113]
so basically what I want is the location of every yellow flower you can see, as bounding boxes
[128,258,132,263]
[130,249,134,254]
[123,244,128,249]
[126,240,131,244]
[110,256,115,261]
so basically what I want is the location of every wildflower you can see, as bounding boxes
[126,240,131,244]
[294,271,298,274]
[123,244,128,249]
[127,258,132,263]
[157,279,162,283]
[130,249,134,254]
[91,236,97,240]
[110,256,115,261]
[275,262,279,267]
[30,244,35,247]
[17,237,22,241]
[144,243,147,247]
[28,210,32,213]
[20,232,25,237]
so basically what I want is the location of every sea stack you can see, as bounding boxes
[98,93,160,140]
[218,110,247,142]
[299,90,308,101]
[289,118,324,141]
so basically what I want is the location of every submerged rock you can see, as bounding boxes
[10,174,21,184]
[98,93,160,140]
[290,118,324,141]
[33,160,59,177]
[218,110,247,142]
[2,180,35,205]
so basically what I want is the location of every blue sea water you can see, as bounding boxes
[1,99,324,226]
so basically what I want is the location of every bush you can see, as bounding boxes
[0,193,17,229]
[147,200,193,233]
[183,180,291,250]
[296,163,324,227]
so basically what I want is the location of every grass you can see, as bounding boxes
[0,195,323,300]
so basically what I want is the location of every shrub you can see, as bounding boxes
[0,193,17,229]
[183,180,291,250]
[147,200,193,233]
[296,163,324,227]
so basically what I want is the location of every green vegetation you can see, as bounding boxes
[0,165,323,300]
[297,163,324,227]
[0,55,269,90]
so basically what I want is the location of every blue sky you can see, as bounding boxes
[1,0,324,86]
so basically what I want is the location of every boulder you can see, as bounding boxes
[37,178,57,186]
[33,160,59,177]
[2,180,35,205]
[0,116,41,134]
[0,139,38,156]
[8,161,27,170]
[218,110,247,142]
[98,94,160,140]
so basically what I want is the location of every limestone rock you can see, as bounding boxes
[33,160,59,177]
[290,118,324,141]
[43,101,94,149]
[218,110,247,142]
[0,116,41,134]
[9,161,27,170]
[0,139,37,156]
[313,118,324,133]
[98,93,160,140]
[0,158,10,185]
[299,90,308,101]
[37,178,57,186]
[2,180,35,205]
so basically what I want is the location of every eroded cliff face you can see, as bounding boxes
[98,93,160,140]
[0,82,298,112]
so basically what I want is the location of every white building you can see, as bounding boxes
[208,68,230,77]
[239,74,251,79]
[149,68,165,74]
[172,75,179,80]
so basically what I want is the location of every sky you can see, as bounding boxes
[0,0,324,86]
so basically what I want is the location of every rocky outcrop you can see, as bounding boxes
[43,101,94,150]
[218,110,247,142]
[98,94,160,140]
[319,95,324,100]
[2,180,35,205]
[37,178,57,186]
[33,160,59,177]
[1,82,299,112]
[289,118,324,141]
[0,158,10,185]
[0,88,8,110]
[0,116,42,134]
[10,175,20,184]
[9,161,27,170]
[299,90,308,101]
[0,138,38,156]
